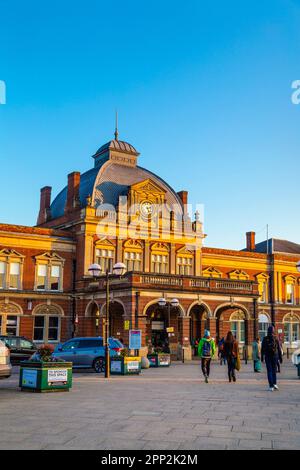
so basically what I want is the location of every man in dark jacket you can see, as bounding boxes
[261,325,283,391]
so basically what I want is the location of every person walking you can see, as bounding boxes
[252,337,262,373]
[223,331,239,382]
[218,337,226,365]
[198,330,216,383]
[261,325,283,391]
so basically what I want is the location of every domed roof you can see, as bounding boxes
[50,137,183,219]
[94,139,139,157]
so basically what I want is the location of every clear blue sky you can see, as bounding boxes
[0,0,299,249]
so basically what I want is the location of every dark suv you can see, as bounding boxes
[0,336,37,364]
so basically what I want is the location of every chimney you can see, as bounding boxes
[246,231,256,252]
[65,172,81,214]
[177,190,188,213]
[37,186,52,225]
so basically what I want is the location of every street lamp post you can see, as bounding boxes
[88,262,126,378]
[158,297,180,327]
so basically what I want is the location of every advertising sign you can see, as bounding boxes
[125,360,140,371]
[129,330,142,350]
[48,369,68,385]
[22,369,38,388]
[110,360,122,372]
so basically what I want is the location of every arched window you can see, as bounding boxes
[283,313,300,344]
[33,304,63,343]
[258,313,270,342]
[151,243,169,274]
[230,310,246,343]
[123,240,143,272]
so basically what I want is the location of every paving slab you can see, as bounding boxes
[0,359,299,450]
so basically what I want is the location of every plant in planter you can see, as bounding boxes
[110,348,141,375]
[147,346,171,367]
[19,343,73,393]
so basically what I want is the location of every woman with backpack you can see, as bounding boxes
[261,325,283,391]
[198,330,216,383]
[223,331,239,383]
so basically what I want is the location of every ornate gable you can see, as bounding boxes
[202,266,222,279]
[0,248,24,259]
[34,252,65,264]
[228,269,249,280]
[130,179,166,198]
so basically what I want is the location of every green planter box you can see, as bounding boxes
[19,361,73,393]
[110,356,141,375]
[147,354,171,367]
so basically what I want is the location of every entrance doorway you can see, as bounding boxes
[189,304,209,356]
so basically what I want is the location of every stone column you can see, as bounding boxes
[178,316,192,360]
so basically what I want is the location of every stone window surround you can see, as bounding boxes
[0,249,25,291]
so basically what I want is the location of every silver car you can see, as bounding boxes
[0,340,12,379]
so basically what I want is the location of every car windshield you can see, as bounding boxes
[109,338,124,348]
[78,339,103,348]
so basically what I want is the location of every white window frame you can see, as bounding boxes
[95,247,115,273]
[35,263,63,292]
[33,315,61,343]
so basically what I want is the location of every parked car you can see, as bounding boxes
[52,337,124,372]
[0,336,37,364]
[0,340,12,379]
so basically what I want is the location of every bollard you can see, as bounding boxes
[182,348,185,363]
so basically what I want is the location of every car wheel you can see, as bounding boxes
[93,357,105,373]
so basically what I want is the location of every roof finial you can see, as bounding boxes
[114,109,119,141]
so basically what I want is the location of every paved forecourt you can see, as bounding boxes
[0,359,299,450]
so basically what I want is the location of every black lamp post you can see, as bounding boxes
[157,297,179,351]
[88,262,126,378]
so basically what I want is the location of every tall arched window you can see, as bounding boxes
[151,243,169,274]
[230,310,246,343]
[283,313,300,345]
[258,313,270,342]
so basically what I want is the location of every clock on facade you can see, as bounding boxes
[140,200,154,218]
